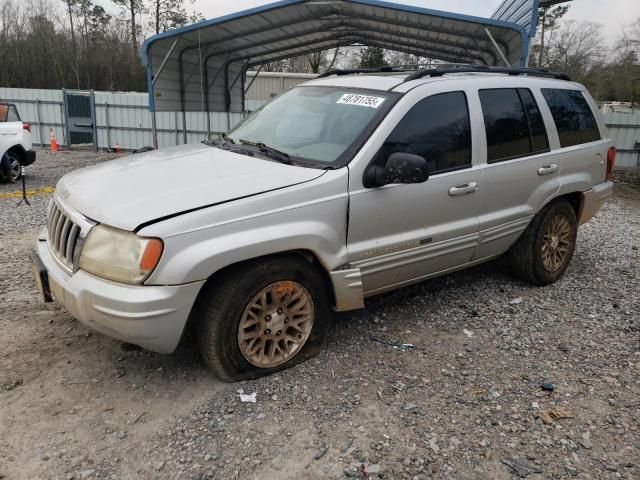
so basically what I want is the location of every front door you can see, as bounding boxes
[347,90,482,296]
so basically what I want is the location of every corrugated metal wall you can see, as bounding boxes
[0,88,67,148]
[0,73,312,150]
[603,112,640,168]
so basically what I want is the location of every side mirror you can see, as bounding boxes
[363,152,429,188]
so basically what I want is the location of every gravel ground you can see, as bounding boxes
[0,150,639,480]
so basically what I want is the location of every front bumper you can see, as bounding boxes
[579,181,614,225]
[35,229,205,353]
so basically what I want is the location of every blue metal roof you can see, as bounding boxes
[142,0,534,113]
[491,0,540,38]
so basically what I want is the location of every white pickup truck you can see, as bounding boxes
[0,102,36,183]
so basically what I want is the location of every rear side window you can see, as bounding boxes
[541,89,601,147]
[377,91,472,175]
[7,106,19,122]
[0,104,20,122]
[479,88,549,163]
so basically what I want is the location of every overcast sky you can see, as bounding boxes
[189,0,640,43]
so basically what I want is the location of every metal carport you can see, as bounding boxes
[141,0,536,146]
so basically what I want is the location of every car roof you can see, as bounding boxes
[302,72,582,93]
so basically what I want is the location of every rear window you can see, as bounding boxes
[0,104,20,122]
[479,88,549,163]
[7,106,19,122]
[541,89,601,147]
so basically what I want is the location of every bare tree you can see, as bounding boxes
[534,5,569,67]
[149,0,201,34]
[544,21,604,79]
[112,0,144,59]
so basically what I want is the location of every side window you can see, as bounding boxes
[479,88,549,163]
[0,104,8,122]
[518,89,549,153]
[541,88,601,147]
[377,91,471,175]
[7,106,20,122]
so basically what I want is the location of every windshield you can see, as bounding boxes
[227,86,395,165]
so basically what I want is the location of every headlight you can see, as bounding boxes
[79,225,163,284]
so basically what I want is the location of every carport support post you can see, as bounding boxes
[204,58,211,141]
[484,28,511,67]
[178,50,188,144]
[90,90,98,152]
[151,109,158,150]
[105,102,111,149]
[182,110,187,144]
[244,64,263,96]
[62,88,71,150]
[35,99,44,147]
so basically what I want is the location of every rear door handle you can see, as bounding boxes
[449,182,478,196]
[538,164,558,176]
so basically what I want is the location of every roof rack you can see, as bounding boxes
[403,66,572,82]
[316,63,482,79]
[316,66,416,78]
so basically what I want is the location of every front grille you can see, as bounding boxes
[48,202,82,271]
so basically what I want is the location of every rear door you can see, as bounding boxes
[540,88,609,188]
[474,87,560,259]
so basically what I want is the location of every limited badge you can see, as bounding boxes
[336,94,385,109]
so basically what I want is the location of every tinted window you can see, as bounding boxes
[480,88,549,163]
[518,89,549,153]
[7,106,19,122]
[377,92,471,175]
[542,89,601,147]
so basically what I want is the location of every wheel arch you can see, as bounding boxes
[6,143,26,161]
[551,191,582,218]
[204,249,337,304]
[181,249,341,344]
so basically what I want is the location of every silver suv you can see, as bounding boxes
[31,67,615,381]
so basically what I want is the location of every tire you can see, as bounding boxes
[0,151,22,183]
[195,255,332,382]
[509,199,578,286]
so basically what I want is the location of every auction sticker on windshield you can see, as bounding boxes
[336,94,385,109]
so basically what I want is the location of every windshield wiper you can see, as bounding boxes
[221,133,236,144]
[239,139,292,165]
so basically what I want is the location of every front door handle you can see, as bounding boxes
[538,164,558,176]
[449,182,478,196]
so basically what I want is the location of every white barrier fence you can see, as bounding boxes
[603,112,640,168]
[0,88,267,150]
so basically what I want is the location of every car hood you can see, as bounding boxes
[56,144,325,231]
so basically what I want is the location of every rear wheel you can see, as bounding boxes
[509,200,578,286]
[195,255,331,381]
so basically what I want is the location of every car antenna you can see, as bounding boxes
[16,165,30,206]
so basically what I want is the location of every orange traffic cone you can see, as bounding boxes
[49,129,59,152]
[114,143,121,153]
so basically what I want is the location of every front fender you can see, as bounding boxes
[151,219,349,284]
[141,169,350,285]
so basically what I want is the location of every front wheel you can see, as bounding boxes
[509,200,578,286]
[195,255,331,381]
